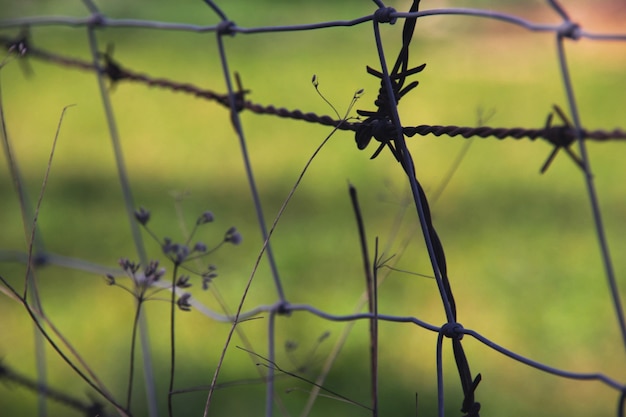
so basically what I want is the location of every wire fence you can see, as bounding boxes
[0,0,625,416]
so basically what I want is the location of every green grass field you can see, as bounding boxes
[1,1,625,416]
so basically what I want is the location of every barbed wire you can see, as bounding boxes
[1,1,625,417]
[2,32,625,150]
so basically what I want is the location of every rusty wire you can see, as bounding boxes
[2,33,625,149]
[2,3,626,417]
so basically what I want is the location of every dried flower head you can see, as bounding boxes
[134,207,151,225]
[144,260,165,284]
[177,293,192,311]
[174,245,189,264]
[193,242,207,253]
[197,211,214,225]
[119,258,140,274]
[202,271,218,290]
[224,226,242,245]
[162,239,190,264]
[162,237,173,253]
[105,274,116,285]
[176,275,192,288]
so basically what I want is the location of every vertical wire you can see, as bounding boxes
[371,16,458,416]
[1,52,48,417]
[202,26,286,417]
[84,25,158,417]
[84,28,146,265]
[202,0,228,21]
[436,333,445,417]
[555,34,626,351]
[214,29,286,303]
[265,309,277,417]
[546,0,570,21]
[370,19,456,324]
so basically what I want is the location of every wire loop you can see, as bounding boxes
[373,7,397,25]
[441,322,465,340]
[558,21,581,40]
[216,20,236,36]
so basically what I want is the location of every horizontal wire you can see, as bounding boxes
[2,5,626,415]
[2,35,624,144]
[1,8,625,41]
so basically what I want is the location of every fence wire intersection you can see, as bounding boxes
[1,1,625,417]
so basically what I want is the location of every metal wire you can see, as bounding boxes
[0,1,625,417]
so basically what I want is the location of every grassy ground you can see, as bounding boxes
[1,1,625,416]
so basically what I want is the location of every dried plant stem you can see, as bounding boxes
[0,276,130,416]
[349,185,378,417]
[168,263,180,417]
[126,299,144,411]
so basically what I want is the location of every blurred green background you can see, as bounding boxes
[1,0,625,416]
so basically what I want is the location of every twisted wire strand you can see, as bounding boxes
[403,124,626,142]
[3,34,625,144]
[368,3,478,415]
[2,5,626,417]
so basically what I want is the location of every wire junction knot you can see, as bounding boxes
[217,20,236,36]
[374,7,398,25]
[87,13,106,27]
[558,21,581,40]
[441,322,465,340]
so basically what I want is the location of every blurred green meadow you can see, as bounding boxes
[1,1,625,416]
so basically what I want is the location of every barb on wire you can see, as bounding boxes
[551,1,626,356]
[2,2,626,417]
[540,105,584,173]
[2,32,624,148]
[355,1,425,162]
[365,2,482,416]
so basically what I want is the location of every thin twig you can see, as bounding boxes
[168,263,179,417]
[0,276,130,416]
[238,346,372,412]
[349,185,378,417]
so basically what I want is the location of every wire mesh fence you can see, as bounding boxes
[0,1,625,416]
